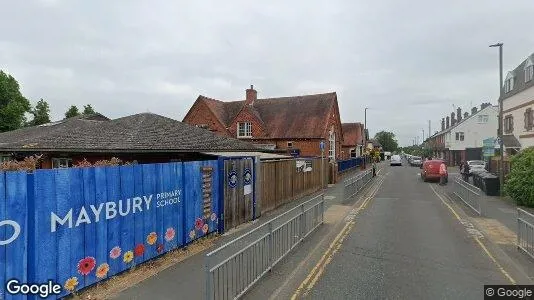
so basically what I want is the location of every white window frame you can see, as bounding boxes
[237,122,252,138]
[52,158,73,169]
[477,114,489,124]
[455,132,464,141]
[0,155,11,163]
[328,128,335,161]
[504,72,515,93]
[525,58,534,83]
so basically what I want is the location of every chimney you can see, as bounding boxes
[441,118,445,131]
[245,85,257,106]
[464,112,469,119]
[451,112,456,126]
[457,107,462,122]
[481,102,491,110]
[446,116,450,128]
[471,106,478,114]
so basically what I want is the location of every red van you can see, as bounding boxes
[421,160,447,182]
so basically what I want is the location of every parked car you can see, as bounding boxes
[421,160,448,182]
[410,156,422,167]
[467,160,486,175]
[390,155,402,166]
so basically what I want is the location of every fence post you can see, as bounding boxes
[205,256,212,300]
[268,221,273,271]
[300,204,305,241]
[321,194,325,224]
[517,209,521,249]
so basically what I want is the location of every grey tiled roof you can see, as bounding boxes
[0,113,257,152]
[501,53,534,101]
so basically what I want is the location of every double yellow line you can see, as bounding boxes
[291,175,386,299]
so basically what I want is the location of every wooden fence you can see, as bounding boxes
[260,158,327,214]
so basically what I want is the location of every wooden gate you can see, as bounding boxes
[223,158,255,230]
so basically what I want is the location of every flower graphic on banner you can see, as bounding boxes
[64,277,79,292]
[147,232,157,245]
[157,244,164,254]
[134,244,145,257]
[110,246,121,259]
[123,251,134,263]
[189,230,196,240]
[195,218,204,231]
[211,213,217,222]
[96,263,110,279]
[165,227,176,242]
[77,257,96,276]
[202,224,209,234]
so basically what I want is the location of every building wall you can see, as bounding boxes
[182,100,229,136]
[446,106,498,151]
[228,107,267,139]
[502,86,534,148]
[253,139,327,158]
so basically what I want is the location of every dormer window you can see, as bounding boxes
[504,72,515,93]
[525,57,533,82]
[237,122,252,138]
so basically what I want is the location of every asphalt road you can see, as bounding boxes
[246,162,512,300]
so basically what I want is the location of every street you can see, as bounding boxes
[245,162,517,299]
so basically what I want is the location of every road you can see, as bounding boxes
[245,161,515,299]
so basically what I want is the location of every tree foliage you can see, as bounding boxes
[505,147,534,207]
[0,70,31,132]
[83,104,96,115]
[28,98,51,126]
[374,131,398,152]
[65,105,80,118]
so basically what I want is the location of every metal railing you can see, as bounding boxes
[205,194,325,300]
[517,208,534,259]
[453,176,484,215]
[344,169,373,200]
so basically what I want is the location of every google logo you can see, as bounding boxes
[0,220,21,246]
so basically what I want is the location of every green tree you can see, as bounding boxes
[374,131,398,152]
[0,70,31,132]
[82,104,96,115]
[505,147,534,207]
[29,98,51,126]
[65,105,80,118]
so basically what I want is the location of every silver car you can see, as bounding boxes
[467,160,486,174]
[390,155,402,166]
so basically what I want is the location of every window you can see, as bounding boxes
[287,141,293,148]
[525,108,534,131]
[237,122,252,138]
[0,155,11,163]
[350,148,356,158]
[477,115,489,123]
[455,132,464,141]
[328,128,335,161]
[504,72,515,93]
[196,124,209,129]
[504,115,514,134]
[525,65,533,82]
[52,158,72,168]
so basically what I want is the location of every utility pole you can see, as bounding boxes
[490,42,504,196]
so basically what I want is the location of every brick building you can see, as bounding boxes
[183,86,343,161]
[341,123,365,159]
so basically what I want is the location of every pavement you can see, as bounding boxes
[243,160,534,299]
[114,165,369,300]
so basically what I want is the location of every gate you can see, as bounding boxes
[223,158,255,230]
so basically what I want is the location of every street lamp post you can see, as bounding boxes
[490,42,504,196]
[364,107,368,166]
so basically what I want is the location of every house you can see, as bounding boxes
[427,103,498,165]
[0,113,257,168]
[501,52,534,153]
[183,86,343,161]
[366,139,382,151]
[341,123,365,159]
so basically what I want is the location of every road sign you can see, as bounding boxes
[320,141,325,150]
[483,137,495,157]
[494,137,502,148]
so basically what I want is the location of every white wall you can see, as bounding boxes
[502,86,534,148]
[446,106,498,151]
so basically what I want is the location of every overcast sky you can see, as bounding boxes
[1,0,534,146]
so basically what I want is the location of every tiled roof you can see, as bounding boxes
[0,113,257,152]
[501,53,534,101]
[197,92,337,139]
[341,123,364,146]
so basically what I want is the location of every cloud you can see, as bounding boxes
[1,0,534,145]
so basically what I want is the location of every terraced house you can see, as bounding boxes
[501,52,534,154]
[183,86,343,160]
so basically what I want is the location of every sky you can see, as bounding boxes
[1,0,534,146]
